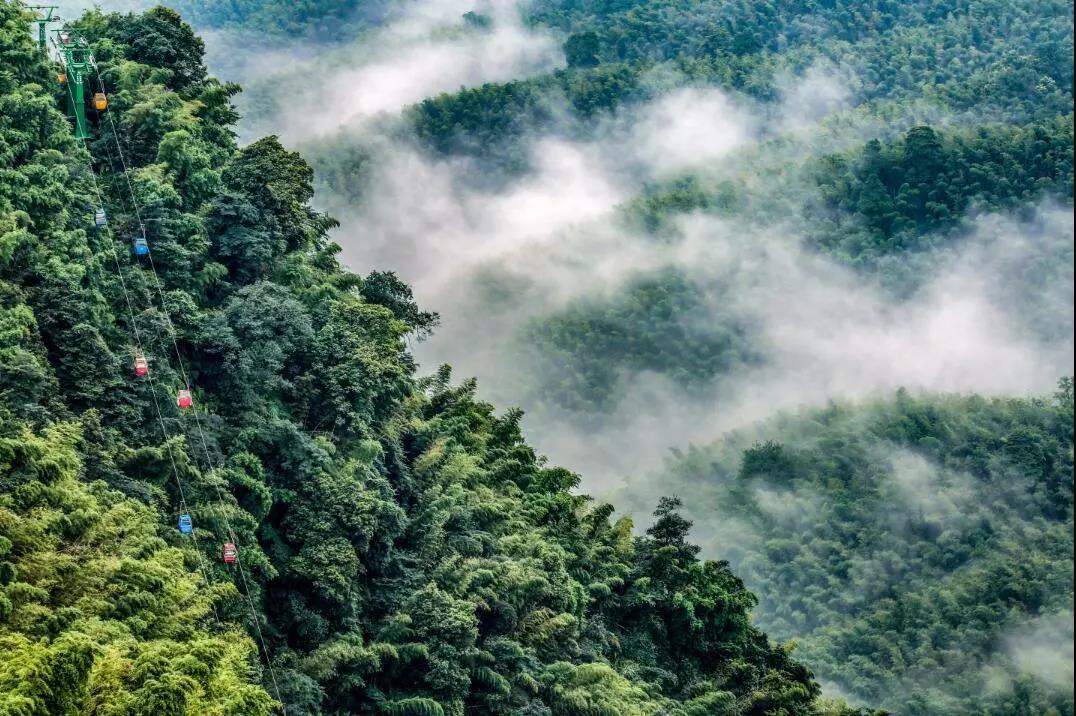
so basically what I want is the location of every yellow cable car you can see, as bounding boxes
[57,72,67,84]
[93,92,107,111]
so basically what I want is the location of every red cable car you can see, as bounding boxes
[177,389,193,409]
[222,542,238,564]
[133,353,149,377]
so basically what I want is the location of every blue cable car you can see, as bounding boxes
[178,513,193,534]
[132,236,150,257]
[94,208,107,228]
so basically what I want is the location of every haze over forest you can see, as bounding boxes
[202,1,1073,487]
[1,0,1072,714]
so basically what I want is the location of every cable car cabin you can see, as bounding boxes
[176,389,193,409]
[178,513,193,534]
[222,542,238,564]
[94,208,107,228]
[57,72,67,84]
[93,92,107,111]
[132,236,149,257]
[133,354,149,377]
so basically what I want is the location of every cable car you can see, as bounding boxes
[178,513,193,534]
[93,92,108,111]
[133,353,149,377]
[57,72,67,84]
[222,542,237,564]
[94,208,107,228]
[177,389,193,409]
[132,236,149,256]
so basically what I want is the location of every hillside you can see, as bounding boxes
[619,387,1075,713]
[240,1,1074,709]
[223,0,1073,429]
[0,3,870,714]
[4,0,1073,714]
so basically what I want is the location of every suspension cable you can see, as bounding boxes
[90,62,287,714]
[71,91,220,626]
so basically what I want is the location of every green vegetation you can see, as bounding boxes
[403,0,1072,168]
[181,2,1074,709]
[511,116,1072,413]
[5,0,1073,713]
[404,1,1076,709]
[409,64,647,175]
[1,3,868,714]
[526,268,757,414]
[621,385,1075,714]
[529,0,1073,113]
[810,120,1074,263]
[0,420,273,715]
[165,0,386,36]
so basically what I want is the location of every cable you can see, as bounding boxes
[72,90,220,626]
[90,61,287,715]
[51,29,223,626]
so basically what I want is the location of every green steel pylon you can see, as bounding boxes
[54,27,92,140]
[24,5,59,51]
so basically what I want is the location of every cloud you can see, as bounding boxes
[218,0,563,144]
[329,136,631,302]
[629,87,756,176]
[774,61,855,133]
[883,450,971,523]
[315,82,1072,493]
[196,0,1073,496]
[463,205,1074,489]
[1006,612,1075,691]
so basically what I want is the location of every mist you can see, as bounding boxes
[310,132,1072,493]
[209,0,1076,495]
[68,1,1074,711]
[1006,613,1076,692]
[205,0,562,143]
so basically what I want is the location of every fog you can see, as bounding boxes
[327,139,1072,489]
[204,0,562,143]
[1006,612,1076,692]
[206,1,1076,495]
[77,0,1074,709]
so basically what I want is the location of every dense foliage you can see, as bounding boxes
[620,385,1075,714]
[0,420,272,715]
[525,268,757,414]
[253,0,1062,419]
[1,3,868,714]
[182,0,1074,710]
[164,0,387,36]
[433,1,1074,410]
[493,116,1072,414]
[810,120,1074,263]
[403,0,1072,169]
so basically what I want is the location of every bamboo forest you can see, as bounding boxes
[0,0,1072,714]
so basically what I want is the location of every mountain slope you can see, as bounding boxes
[620,386,1075,713]
[0,4,865,714]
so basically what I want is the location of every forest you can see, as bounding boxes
[2,0,1073,714]
[618,385,1074,714]
[0,2,880,714]
[219,0,1073,420]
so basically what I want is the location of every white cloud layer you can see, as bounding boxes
[195,0,1074,495]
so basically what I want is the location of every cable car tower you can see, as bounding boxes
[24,4,59,50]
[53,26,93,139]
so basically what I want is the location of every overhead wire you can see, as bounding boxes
[88,58,287,714]
[58,59,220,625]
[44,18,283,707]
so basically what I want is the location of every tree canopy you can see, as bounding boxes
[0,3,869,714]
